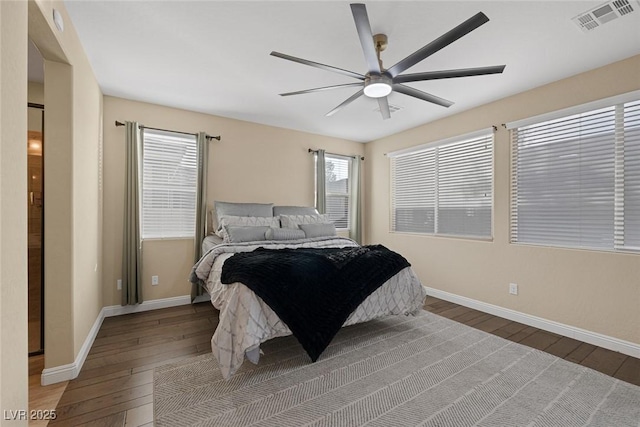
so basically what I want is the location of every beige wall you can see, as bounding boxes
[70,47,103,359]
[365,55,640,345]
[28,81,44,104]
[103,96,364,306]
[28,82,44,133]
[0,1,29,422]
[43,60,74,366]
[28,0,103,368]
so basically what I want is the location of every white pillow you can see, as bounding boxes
[280,214,330,229]
[213,201,274,235]
[218,215,280,240]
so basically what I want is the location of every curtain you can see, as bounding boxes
[192,132,209,301]
[122,122,143,305]
[349,155,362,243]
[315,149,326,214]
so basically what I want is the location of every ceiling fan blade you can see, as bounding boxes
[393,84,453,108]
[350,3,381,74]
[394,65,506,83]
[280,83,363,97]
[386,12,490,77]
[271,51,365,80]
[378,97,391,120]
[326,89,365,117]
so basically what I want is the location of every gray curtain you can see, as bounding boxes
[349,156,362,243]
[122,122,143,305]
[315,149,326,214]
[192,132,209,301]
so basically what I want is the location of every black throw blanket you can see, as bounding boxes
[221,244,410,362]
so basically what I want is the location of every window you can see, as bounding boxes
[390,130,493,238]
[324,154,351,229]
[510,92,640,252]
[142,129,197,239]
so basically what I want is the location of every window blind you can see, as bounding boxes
[510,98,640,252]
[142,129,197,239]
[325,154,350,229]
[390,131,493,238]
[619,100,640,250]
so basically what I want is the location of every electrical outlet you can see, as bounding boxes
[117,279,122,290]
[152,275,159,286]
[509,283,518,295]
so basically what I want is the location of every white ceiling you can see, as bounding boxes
[58,1,640,142]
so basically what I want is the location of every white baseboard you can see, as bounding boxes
[425,287,640,359]
[102,295,192,317]
[41,294,205,385]
[40,362,78,387]
[41,306,105,386]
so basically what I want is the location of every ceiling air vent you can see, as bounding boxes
[374,104,403,114]
[572,0,639,32]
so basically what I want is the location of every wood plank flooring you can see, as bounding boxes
[34,296,639,426]
[28,355,68,427]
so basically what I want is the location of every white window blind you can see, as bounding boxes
[142,129,197,239]
[325,154,350,229]
[390,131,493,238]
[622,100,640,249]
[510,97,640,252]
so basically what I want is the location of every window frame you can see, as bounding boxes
[388,128,494,240]
[507,90,640,254]
[323,153,352,230]
[140,128,198,241]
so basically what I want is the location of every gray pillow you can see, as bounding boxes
[218,216,281,240]
[223,225,269,243]
[280,214,330,229]
[299,223,337,238]
[273,206,319,216]
[214,201,274,233]
[265,228,306,241]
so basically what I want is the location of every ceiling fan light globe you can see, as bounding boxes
[364,82,392,98]
[364,74,393,98]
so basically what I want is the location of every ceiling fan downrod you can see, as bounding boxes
[373,33,388,71]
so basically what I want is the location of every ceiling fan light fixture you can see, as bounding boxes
[272,4,504,119]
[364,74,392,98]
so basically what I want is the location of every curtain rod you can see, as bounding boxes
[115,120,221,141]
[308,148,364,161]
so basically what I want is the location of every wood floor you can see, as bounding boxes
[28,355,67,427]
[30,296,639,426]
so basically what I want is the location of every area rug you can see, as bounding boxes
[154,310,640,426]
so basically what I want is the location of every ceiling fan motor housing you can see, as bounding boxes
[364,73,393,98]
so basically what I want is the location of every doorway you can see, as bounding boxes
[27,103,44,356]
[28,37,45,356]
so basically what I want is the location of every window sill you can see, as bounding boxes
[389,231,493,243]
[510,241,639,255]
[142,236,195,242]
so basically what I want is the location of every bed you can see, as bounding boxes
[190,202,427,379]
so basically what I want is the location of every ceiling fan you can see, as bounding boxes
[271,3,506,120]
